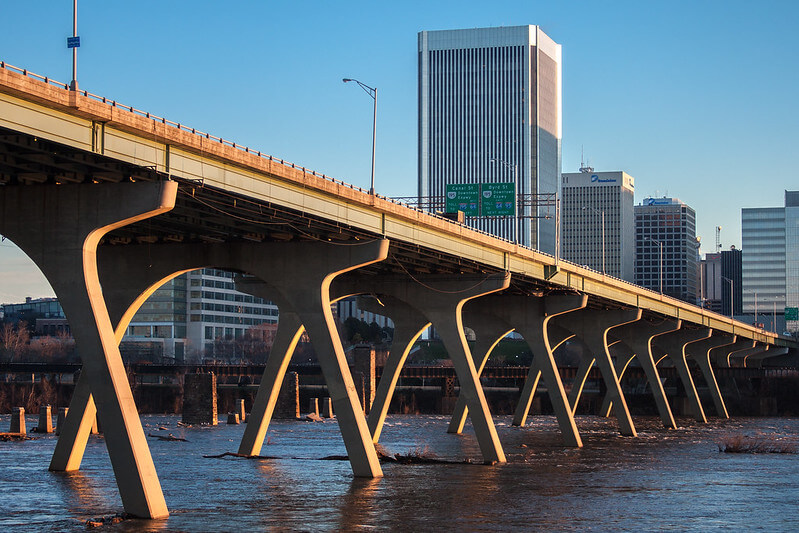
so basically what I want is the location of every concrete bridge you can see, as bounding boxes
[0,63,795,519]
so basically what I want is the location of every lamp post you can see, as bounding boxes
[582,206,605,275]
[69,0,79,91]
[722,276,734,319]
[489,158,518,243]
[342,78,377,195]
[649,237,663,294]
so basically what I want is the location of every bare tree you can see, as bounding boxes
[0,321,30,362]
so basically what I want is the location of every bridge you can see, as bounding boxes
[0,63,795,519]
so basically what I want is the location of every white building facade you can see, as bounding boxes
[742,190,799,332]
[123,269,279,362]
[561,171,635,281]
[418,25,562,252]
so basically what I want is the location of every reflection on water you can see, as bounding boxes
[1,414,799,531]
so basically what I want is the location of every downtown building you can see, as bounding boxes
[418,25,562,252]
[561,170,635,281]
[122,269,279,362]
[700,247,742,316]
[634,197,699,304]
[741,190,799,333]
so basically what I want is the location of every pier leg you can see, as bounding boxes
[568,356,595,416]
[604,319,681,428]
[356,296,430,443]
[655,329,712,423]
[238,311,304,456]
[687,335,735,418]
[557,308,642,437]
[0,181,175,519]
[448,312,513,434]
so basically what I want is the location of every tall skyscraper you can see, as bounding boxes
[634,197,699,304]
[418,25,562,252]
[721,247,742,317]
[742,190,799,332]
[561,170,635,281]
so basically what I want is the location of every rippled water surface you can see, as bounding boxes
[1,414,798,531]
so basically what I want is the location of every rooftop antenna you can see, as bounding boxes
[715,226,722,252]
[579,146,593,173]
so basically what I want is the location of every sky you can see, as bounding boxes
[1,0,797,303]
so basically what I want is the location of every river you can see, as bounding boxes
[1,414,798,531]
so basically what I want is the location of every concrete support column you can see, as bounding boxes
[352,345,377,413]
[729,344,767,367]
[555,308,642,437]
[605,319,681,428]
[567,355,595,415]
[275,371,300,419]
[654,328,712,423]
[36,405,53,433]
[0,182,175,519]
[457,294,587,447]
[50,370,97,471]
[748,346,789,368]
[598,341,637,418]
[10,407,25,434]
[512,324,576,432]
[684,334,735,418]
[237,308,304,455]
[712,339,755,367]
[356,295,429,443]
[448,311,514,434]
[182,373,218,425]
[236,240,389,477]
[55,407,69,436]
[333,272,511,463]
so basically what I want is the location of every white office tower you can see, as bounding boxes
[561,171,635,281]
[742,190,799,332]
[418,26,562,252]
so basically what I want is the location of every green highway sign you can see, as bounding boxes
[445,182,516,217]
[785,307,799,321]
[445,183,480,216]
[481,182,516,216]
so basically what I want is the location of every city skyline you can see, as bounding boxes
[1,0,797,302]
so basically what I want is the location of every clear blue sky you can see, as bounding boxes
[1,0,797,303]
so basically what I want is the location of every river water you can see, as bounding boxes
[1,414,798,531]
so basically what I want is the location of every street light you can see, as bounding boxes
[69,0,79,91]
[722,276,734,319]
[342,78,377,195]
[648,237,663,294]
[489,158,518,243]
[582,206,605,275]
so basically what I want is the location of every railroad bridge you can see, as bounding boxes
[0,64,795,518]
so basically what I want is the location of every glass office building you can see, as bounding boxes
[418,25,562,252]
[742,191,799,332]
[634,197,699,304]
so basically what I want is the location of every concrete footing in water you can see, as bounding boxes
[10,407,25,434]
[182,373,218,425]
[35,405,53,433]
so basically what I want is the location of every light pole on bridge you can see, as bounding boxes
[68,0,80,91]
[722,276,734,319]
[342,78,377,195]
